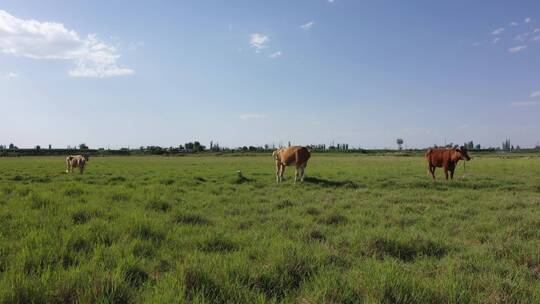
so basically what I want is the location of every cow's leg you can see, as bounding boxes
[299,164,306,182]
[428,165,435,179]
[443,166,449,180]
[294,165,300,184]
[279,165,285,182]
[80,165,84,174]
[449,164,456,179]
[275,161,281,182]
[429,166,436,179]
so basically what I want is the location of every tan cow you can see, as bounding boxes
[272,146,311,183]
[66,154,90,174]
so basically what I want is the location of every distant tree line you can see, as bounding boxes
[2,139,540,157]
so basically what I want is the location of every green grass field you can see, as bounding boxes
[1,155,540,303]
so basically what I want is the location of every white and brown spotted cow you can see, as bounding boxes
[66,154,90,174]
[272,146,311,183]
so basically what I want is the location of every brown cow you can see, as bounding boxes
[426,147,471,180]
[272,146,311,183]
[66,154,90,174]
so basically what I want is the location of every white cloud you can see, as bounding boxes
[0,10,134,77]
[300,21,315,30]
[472,41,481,46]
[531,91,540,98]
[328,0,335,2]
[268,51,282,58]
[510,101,539,107]
[515,33,529,41]
[492,27,504,35]
[249,33,269,50]
[533,35,540,41]
[2,72,18,79]
[508,45,527,53]
[509,22,518,26]
[535,28,540,33]
[492,37,500,44]
[524,17,533,23]
[239,113,262,120]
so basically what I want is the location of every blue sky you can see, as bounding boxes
[1,1,539,149]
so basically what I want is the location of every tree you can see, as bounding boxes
[396,138,404,150]
[8,143,17,150]
[35,145,41,150]
[79,143,89,150]
[502,139,511,151]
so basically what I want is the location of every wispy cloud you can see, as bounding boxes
[492,27,505,35]
[249,33,269,50]
[508,45,527,53]
[0,10,134,78]
[535,28,540,33]
[328,0,335,3]
[492,37,500,44]
[533,35,540,41]
[126,41,145,51]
[268,51,282,58]
[515,33,529,41]
[524,17,533,23]
[300,21,315,30]
[2,72,19,79]
[509,22,518,26]
[510,91,540,106]
[239,113,262,120]
[510,101,539,107]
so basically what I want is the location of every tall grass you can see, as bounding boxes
[0,155,539,302]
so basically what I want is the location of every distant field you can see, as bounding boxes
[1,155,540,303]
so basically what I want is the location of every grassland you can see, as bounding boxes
[0,154,540,303]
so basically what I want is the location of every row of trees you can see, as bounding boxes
[0,144,89,150]
[3,139,540,153]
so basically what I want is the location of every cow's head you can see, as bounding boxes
[83,154,90,161]
[456,146,471,161]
